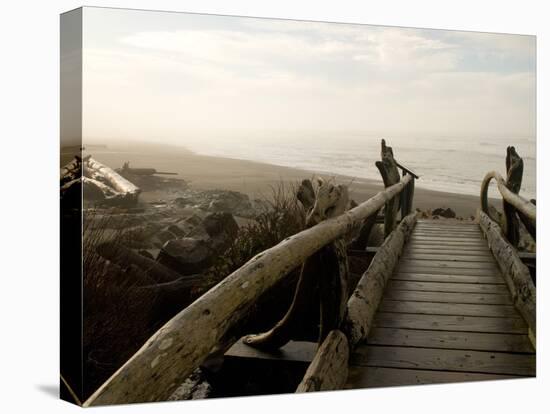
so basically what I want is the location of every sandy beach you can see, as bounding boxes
[86,142,497,218]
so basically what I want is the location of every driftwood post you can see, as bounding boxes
[243,178,350,348]
[503,146,523,246]
[376,140,401,237]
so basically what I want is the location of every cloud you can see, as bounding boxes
[82,18,535,141]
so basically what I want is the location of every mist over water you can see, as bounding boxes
[180,131,536,200]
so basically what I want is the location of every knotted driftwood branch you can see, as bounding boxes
[243,178,350,348]
[480,147,535,244]
[376,139,401,237]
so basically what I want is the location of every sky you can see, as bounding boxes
[81,7,536,143]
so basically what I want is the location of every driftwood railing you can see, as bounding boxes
[84,140,417,406]
[479,146,536,342]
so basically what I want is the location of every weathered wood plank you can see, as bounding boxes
[352,345,535,376]
[225,339,317,363]
[384,290,513,305]
[407,242,490,250]
[379,300,518,317]
[374,312,527,334]
[396,266,500,277]
[388,280,509,294]
[296,330,349,392]
[412,231,482,237]
[479,211,536,337]
[343,214,417,348]
[399,260,498,270]
[368,328,533,353]
[392,273,504,284]
[410,237,487,244]
[345,366,519,389]
[401,253,495,263]
[404,248,494,257]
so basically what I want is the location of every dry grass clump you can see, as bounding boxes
[82,211,157,399]
[210,183,306,278]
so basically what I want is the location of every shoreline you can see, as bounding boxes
[86,144,500,218]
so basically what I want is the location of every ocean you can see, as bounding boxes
[181,131,536,200]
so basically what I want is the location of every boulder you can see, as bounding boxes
[432,207,456,218]
[158,238,214,275]
[202,212,239,253]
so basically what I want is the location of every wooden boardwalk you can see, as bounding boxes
[346,219,535,389]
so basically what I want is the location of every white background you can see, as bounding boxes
[0,0,547,412]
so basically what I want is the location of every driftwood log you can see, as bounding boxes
[344,213,418,348]
[480,147,535,244]
[243,178,349,349]
[479,210,536,339]
[376,140,401,237]
[296,212,417,393]
[84,157,141,205]
[296,330,349,392]
[83,175,412,406]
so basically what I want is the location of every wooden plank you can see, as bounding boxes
[392,273,504,284]
[400,260,498,270]
[405,248,494,257]
[408,241,488,247]
[351,345,536,376]
[414,225,481,230]
[413,231,482,237]
[379,300,518,317]
[417,220,479,224]
[368,328,533,353]
[410,237,486,244]
[414,227,481,233]
[345,366,520,389]
[401,254,495,263]
[388,280,509,294]
[397,266,500,277]
[384,290,512,305]
[374,312,527,334]
[225,340,317,363]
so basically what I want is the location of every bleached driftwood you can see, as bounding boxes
[84,157,141,205]
[479,210,536,337]
[296,330,349,392]
[344,213,417,348]
[243,178,349,349]
[84,174,413,406]
[376,140,401,237]
[502,146,523,245]
[480,147,535,243]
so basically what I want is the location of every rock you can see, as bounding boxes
[167,224,187,238]
[138,249,155,260]
[432,207,456,218]
[158,238,214,275]
[202,212,239,253]
[154,230,177,247]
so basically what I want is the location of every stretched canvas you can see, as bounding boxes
[60,6,536,406]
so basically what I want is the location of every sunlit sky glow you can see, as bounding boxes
[82,7,536,143]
